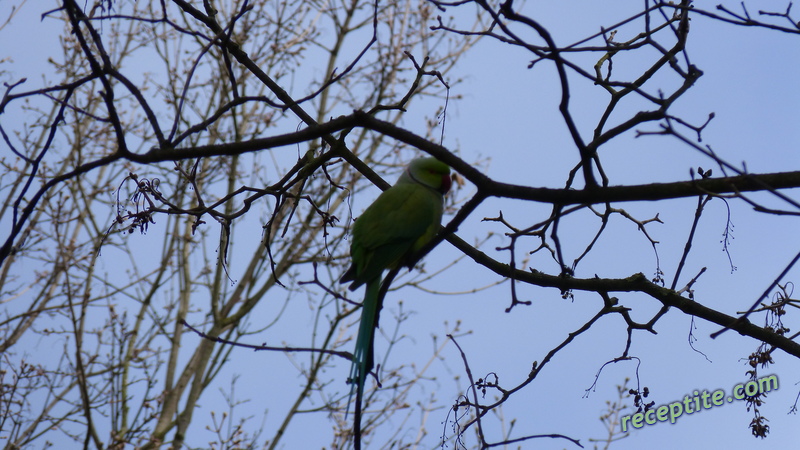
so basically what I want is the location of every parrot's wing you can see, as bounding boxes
[347,182,441,286]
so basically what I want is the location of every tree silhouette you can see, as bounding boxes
[2,0,800,448]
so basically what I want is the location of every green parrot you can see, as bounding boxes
[340,157,452,420]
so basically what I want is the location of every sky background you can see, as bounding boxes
[434,3,800,448]
[432,3,800,449]
[3,1,800,449]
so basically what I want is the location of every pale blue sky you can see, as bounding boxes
[3,1,800,449]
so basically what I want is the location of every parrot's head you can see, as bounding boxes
[405,157,452,194]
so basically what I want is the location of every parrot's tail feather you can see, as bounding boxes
[345,278,380,420]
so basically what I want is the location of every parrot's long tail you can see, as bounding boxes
[346,278,381,420]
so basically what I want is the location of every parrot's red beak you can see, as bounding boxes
[441,173,453,194]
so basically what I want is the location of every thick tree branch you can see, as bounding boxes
[4,110,800,265]
[445,234,800,359]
